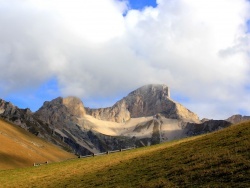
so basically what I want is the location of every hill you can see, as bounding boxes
[0,119,75,170]
[0,121,249,187]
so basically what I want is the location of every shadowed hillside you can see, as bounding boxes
[0,121,249,187]
[0,119,76,170]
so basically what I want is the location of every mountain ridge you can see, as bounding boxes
[0,84,240,155]
[86,84,200,123]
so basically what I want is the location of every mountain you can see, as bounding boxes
[86,84,199,123]
[185,119,231,136]
[0,118,75,170]
[34,96,135,155]
[226,114,250,124]
[0,84,234,156]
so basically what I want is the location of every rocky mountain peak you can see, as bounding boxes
[0,99,17,115]
[129,84,170,98]
[39,96,85,118]
[35,96,85,128]
[62,96,86,117]
[87,84,199,123]
[226,114,250,124]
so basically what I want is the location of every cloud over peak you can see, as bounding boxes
[0,0,249,119]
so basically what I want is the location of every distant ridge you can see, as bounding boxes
[226,114,250,124]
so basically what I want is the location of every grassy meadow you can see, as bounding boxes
[0,121,249,187]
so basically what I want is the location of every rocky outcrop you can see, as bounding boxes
[87,84,199,123]
[226,114,250,124]
[1,99,37,130]
[34,96,136,155]
[85,100,130,123]
[62,97,86,117]
[185,120,232,136]
[35,96,85,128]
[0,99,18,117]
[0,99,72,152]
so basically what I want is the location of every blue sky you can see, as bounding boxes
[128,0,157,9]
[1,0,250,119]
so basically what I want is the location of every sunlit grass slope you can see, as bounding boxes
[0,119,75,170]
[0,121,249,187]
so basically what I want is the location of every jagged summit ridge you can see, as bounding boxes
[0,85,237,156]
[35,96,86,128]
[39,96,85,118]
[87,84,199,123]
[62,96,86,117]
[226,114,250,124]
[128,84,170,98]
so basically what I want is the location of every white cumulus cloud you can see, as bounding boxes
[0,0,249,119]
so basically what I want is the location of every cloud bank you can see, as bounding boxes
[0,0,249,119]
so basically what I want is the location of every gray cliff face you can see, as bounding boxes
[185,120,232,136]
[0,99,72,152]
[35,96,85,128]
[226,114,250,124]
[0,99,18,116]
[87,84,199,123]
[125,84,170,118]
[86,99,130,123]
[0,99,35,130]
[34,96,135,155]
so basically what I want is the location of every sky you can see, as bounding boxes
[0,0,250,120]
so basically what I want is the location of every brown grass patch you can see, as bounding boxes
[0,119,75,170]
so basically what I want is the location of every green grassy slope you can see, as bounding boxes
[0,119,76,170]
[0,121,249,187]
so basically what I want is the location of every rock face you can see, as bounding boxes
[226,114,250,124]
[86,100,130,123]
[0,99,72,152]
[185,120,232,136]
[86,84,199,123]
[62,97,86,117]
[34,96,135,155]
[1,84,238,156]
[0,99,18,117]
[35,96,85,128]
